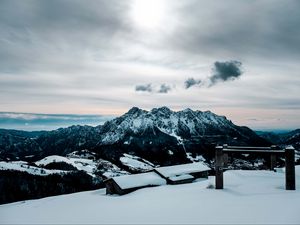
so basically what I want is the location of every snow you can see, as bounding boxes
[1,167,300,224]
[111,171,167,189]
[1,155,131,178]
[155,162,210,178]
[100,107,234,145]
[169,174,194,181]
[186,152,206,162]
[67,150,96,159]
[98,159,130,178]
[168,150,174,155]
[35,155,97,176]
[120,154,154,171]
[0,161,66,176]
[36,155,73,166]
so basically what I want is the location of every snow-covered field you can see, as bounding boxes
[36,155,97,176]
[1,167,299,224]
[0,161,66,176]
[120,153,154,171]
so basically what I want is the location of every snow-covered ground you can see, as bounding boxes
[1,167,299,224]
[36,155,97,176]
[0,161,66,176]
[119,153,154,171]
[98,158,130,178]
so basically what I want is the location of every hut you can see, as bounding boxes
[105,171,166,195]
[154,162,210,184]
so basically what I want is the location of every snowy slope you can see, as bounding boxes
[0,161,66,176]
[36,155,97,176]
[98,158,130,178]
[1,166,299,224]
[0,154,130,178]
[120,153,154,172]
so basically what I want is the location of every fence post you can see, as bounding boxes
[215,146,224,189]
[285,146,295,190]
[270,145,277,171]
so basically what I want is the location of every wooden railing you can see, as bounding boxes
[215,145,296,190]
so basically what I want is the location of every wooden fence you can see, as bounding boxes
[215,144,296,190]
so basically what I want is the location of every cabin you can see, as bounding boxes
[154,162,211,184]
[105,171,166,195]
[105,162,211,194]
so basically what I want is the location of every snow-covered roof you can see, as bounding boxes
[169,174,194,182]
[155,162,210,178]
[111,171,166,189]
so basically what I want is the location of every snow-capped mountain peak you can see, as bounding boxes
[98,107,245,145]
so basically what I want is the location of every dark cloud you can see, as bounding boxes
[184,78,202,89]
[158,84,172,93]
[209,60,242,85]
[135,83,172,94]
[135,84,153,93]
[167,0,300,61]
[185,60,242,88]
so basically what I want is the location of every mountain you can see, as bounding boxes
[0,126,102,161]
[94,107,270,165]
[0,129,46,161]
[0,107,271,164]
[257,129,300,150]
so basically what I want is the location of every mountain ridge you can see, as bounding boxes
[0,106,281,164]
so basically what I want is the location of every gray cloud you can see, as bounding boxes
[184,78,202,89]
[135,83,172,93]
[209,60,242,86]
[135,84,153,93]
[166,0,300,62]
[158,84,172,93]
[185,60,243,88]
[0,0,131,73]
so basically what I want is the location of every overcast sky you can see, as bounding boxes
[0,0,299,130]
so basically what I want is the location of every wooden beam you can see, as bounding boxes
[223,149,284,154]
[225,146,272,150]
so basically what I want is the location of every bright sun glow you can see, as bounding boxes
[131,0,166,29]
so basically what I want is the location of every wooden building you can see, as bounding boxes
[105,162,211,194]
[105,171,166,195]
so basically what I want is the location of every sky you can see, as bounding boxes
[0,0,299,130]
